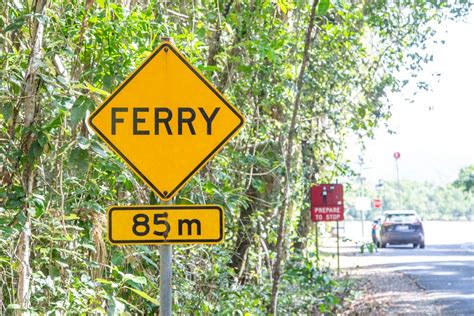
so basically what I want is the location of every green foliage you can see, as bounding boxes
[346,180,474,221]
[454,165,474,193]
[278,253,352,313]
[0,0,471,314]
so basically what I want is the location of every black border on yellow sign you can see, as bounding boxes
[107,205,224,245]
[88,43,244,201]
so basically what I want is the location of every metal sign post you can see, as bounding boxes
[355,196,370,239]
[160,243,172,316]
[158,198,172,316]
[394,152,402,209]
[336,221,340,276]
[156,194,173,316]
[315,222,319,269]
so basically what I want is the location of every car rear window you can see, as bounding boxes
[386,214,418,223]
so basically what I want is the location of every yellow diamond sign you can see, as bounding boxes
[88,42,244,200]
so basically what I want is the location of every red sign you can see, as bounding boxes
[310,184,344,222]
[373,199,382,209]
[393,152,401,160]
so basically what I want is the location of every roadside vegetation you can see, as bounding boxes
[347,171,474,221]
[0,0,471,314]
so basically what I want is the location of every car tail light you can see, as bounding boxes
[383,222,393,227]
[413,222,422,230]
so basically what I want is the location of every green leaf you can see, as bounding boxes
[277,0,288,14]
[43,114,64,132]
[108,297,126,314]
[318,0,330,16]
[37,132,49,147]
[319,303,326,313]
[71,96,94,127]
[91,140,108,158]
[125,286,159,305]
[69,147,90,172]
[112,252,125,266]
[6,304,21,310]
[77,136,90,150]
[64,214,80,220]
[122,273,147,285]
[96,278,114,284]
[3,17,25,33]
[28,140,43,162]
[0,257,10,264]
[198,65,218,73]
[80,244,96,252]
[84,82,109,97]
[116,297,142,313]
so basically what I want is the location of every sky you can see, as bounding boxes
[347,10,474,187]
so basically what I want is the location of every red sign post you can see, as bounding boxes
[310,184,344,222]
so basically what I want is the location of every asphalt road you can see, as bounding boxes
[333,221,474,314]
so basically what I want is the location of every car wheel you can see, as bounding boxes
[381,243,387,248]
[413,243,418,248]
[420,242,425,249]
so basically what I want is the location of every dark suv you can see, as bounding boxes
[379,210,425,248]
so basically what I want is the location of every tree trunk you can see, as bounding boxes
[294,140,314,251]
[207,0,234,67]
[269,0,319,313]
[16,0,47,310]
[229,186,257,284]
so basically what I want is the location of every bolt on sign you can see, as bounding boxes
[310,184,344,222]
[88,42,244,201]
[107,205,224,245]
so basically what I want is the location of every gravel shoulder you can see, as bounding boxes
[343,267,441,315]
